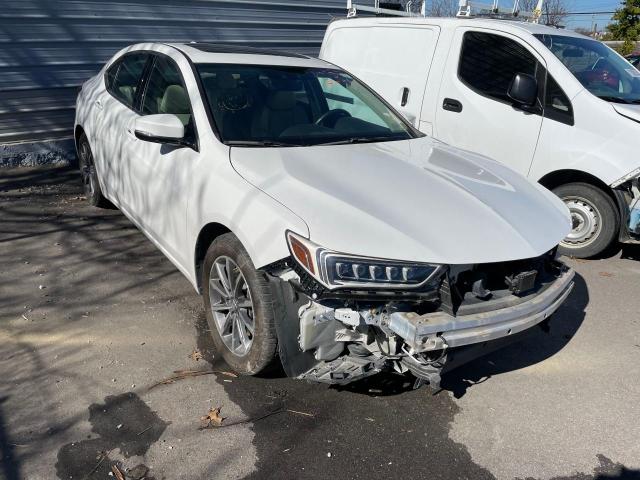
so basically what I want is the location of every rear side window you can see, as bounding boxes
[459,31,538,103]
[108,53,148,108]
[544,74,574,125]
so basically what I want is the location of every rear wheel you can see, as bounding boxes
[553,182,619,258]
[77,133,110,208]
[202,233,278,374]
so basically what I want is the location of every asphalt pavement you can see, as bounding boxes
[1,166,639,480]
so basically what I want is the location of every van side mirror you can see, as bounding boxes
[135,114,185,146]
[508,73,538,108]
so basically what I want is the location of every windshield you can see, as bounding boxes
[196,64,418,146]
[535,34,640,104]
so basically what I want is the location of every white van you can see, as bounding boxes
[320,16,640,258]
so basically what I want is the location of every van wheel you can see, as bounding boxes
[77,133,110,208]
[202,233,278,375]
[553,182,618,258]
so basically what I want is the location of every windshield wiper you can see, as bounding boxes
[226,140,301,147]
[597,95,631,104]
[315,135,404,146]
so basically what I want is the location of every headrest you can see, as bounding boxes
[266,91,296,111]
[160,85,190,114]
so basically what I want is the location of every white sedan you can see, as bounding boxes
[74,43,574,387]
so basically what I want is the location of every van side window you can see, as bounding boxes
[544,74,574,126]
[109,53,148,108]
[459,31,538,103]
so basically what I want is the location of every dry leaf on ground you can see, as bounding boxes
[188,349,203,361]
[201,406,225,428]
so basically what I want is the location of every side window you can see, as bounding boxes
[459,31,539,103]
[105,60,120,91]
[110,53,148,108]
[544,74,574,125]
[142,56,192,128]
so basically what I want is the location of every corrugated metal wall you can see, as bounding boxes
[0,0,348,144]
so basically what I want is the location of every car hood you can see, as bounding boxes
[230,137,571,265]
[611,103,640,123]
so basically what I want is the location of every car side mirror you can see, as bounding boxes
[135,114,185,146]
[508,73,538,108]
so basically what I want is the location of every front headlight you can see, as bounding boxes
[286,231,443,290]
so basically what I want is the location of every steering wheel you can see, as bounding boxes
[315,109,351,128]
[583,68,620,90]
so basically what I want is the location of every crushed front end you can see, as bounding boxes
[263,233,575,388]
[612,169,640,242]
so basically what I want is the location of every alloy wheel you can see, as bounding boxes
[79,140,96,197]
[208,256,255,357]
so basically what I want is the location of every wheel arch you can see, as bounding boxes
[194,222,232,293]
[538,169,627,240]
[74,125,85,150]
[538,169,621,213]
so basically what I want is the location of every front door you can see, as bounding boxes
[435,28,546,177]
[121,54,199,266]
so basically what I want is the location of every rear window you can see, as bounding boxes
[107,53,149,108]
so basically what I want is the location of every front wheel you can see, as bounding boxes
[202,233,278,374]
[553,182,619,258]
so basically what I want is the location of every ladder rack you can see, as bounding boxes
[456,1,544,23]
[346,0,425,18]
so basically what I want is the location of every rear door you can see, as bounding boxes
[434,28,546,176]
[321,25,440,126]
[100,52,151,205]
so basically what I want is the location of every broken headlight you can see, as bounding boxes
[286,231,443,290]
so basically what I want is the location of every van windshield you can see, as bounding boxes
[196,64,418,146]
[535,34,640,104]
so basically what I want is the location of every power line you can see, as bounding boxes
[565,11,615,15]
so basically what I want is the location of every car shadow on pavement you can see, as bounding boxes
[0,396,20,480]
[620,244,640,261]
[441,272,589,398]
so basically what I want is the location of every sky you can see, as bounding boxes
[562,0,621,31]
[491,0,620,31]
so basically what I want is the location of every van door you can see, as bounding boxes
[321,25,439,126]
[434,28,546,176]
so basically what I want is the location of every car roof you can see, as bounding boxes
[167,42,331,68]
[328,16,589,40]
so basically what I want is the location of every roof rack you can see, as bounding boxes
[346,0,425,18]
[456,1,544,23]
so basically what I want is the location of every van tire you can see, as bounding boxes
[202,233,278,375]
[553,182,618,258]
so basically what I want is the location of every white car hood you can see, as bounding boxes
[611,102,640,123]
[230,137,571,265]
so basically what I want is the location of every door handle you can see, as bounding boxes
[442,98,463,113]
[94,99,103,110]
[401,87,410,107]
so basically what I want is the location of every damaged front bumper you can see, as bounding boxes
[266,255,575,388]
[388,267,574,352]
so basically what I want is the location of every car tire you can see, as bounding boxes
[553,182,619,258]
[202,233,278,375]
[77,133,110,208]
